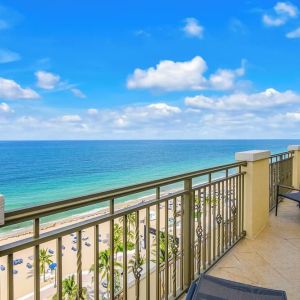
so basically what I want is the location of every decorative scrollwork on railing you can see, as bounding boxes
[132,261,143,281]
[231,205,237,238]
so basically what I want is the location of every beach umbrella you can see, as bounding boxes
[49,263,57,288]
[49,263,57,270]
[13,270,18,275]
[0,265,5,271]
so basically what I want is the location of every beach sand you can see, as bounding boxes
[0,190,179,299]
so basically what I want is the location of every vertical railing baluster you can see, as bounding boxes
[225,170,229,249]
[183,178,192,287]
[212,182,216,261]
[191,188,195,280]
[229,177,233,246]
[156,187,161,300]
[172,197,177,297]
[202,184,207,270]
[217,181,221,257]
[164,199,169,300]
[34,218,40,300]
[123,215,128,300]
[221,179,225,253]
[180,195,183,291]
[77,230,82,297]
[7,253,13,300]
[135,210,140,299]
[146,206,150,300]
[241,173,245,231]
[56,237,62,300]
[196,189,201,274]
[208,174,212,266]
[109,198,115,300]
[94,225,99,300]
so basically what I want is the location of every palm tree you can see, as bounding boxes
[128,254,145,299]
[52,275,87,300]
[89,249,122,296]
[62,275,78,299]
[39,248,53,282]
[120,212,136,235]
[151,232,173,298]
[151,232,172,265]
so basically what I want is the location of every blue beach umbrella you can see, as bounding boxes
[0,265,5,271]
[49,263,57,271]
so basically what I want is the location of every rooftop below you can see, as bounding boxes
[208,200,300,299]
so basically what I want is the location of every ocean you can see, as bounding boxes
[0,140,298,212]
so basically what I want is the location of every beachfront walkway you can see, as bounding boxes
[207,200,300,299]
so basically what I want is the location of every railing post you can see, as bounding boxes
[183,178,193,288]
[288,145,300,188]
[235,150,270,239]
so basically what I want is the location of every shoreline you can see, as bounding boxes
[0,188,179,299]
[0,188,177,244]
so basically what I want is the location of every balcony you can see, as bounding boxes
[208,200,300,300]
[0,146,298,300]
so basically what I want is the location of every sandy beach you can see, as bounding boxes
[0,189,179,299]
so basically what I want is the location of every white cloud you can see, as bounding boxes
[60,115,82,122]
[286,27,300,38]
[0,49,20,63]
[147,103,181,115]
[185,88,299,111]
[263,1,298,27]
[127,56,245,91]
[87,108,99,115]
[209,63,245,90]
[0,102,12,112]
[183,18,204,38]
[127,56,207,91]
[275,2,298,17]
[0,77,40,100]
[71,88,86,98]
[262,15,286,26]
[285,112,300,121]
[35,71,60,90]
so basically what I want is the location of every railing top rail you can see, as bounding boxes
[0,189,187,256]
[3,161,246,226]
[270,150,294,159]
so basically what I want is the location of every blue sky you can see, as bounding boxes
[0,0,300,139]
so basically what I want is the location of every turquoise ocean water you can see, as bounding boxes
[0,140,298,213]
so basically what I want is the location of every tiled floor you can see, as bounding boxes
[208,200,300,299]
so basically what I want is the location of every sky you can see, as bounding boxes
[0,0,300,140]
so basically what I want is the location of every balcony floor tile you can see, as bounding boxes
[208,200,300,300]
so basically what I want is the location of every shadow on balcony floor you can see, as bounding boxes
[208,200,300,299]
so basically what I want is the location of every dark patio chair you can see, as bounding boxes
[186,274,287,300]
[276,184,300,216]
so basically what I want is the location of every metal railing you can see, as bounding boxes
[0,161,246,300]
[269,151,293,211]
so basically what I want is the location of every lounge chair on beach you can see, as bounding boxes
[13,270,18,275]
[48,249,54,254]
[0,265,5,271]
[26,263,33,269]
[186,274,287,300]
[276,184,300,216]
[71,246,77,252]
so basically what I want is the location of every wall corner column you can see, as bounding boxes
[288,145,300,189]
[235,150,270,239]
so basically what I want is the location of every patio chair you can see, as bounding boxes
[276,184,300,216]
[186,274,287,300]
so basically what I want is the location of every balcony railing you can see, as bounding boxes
[0,161,246,300]
[269,151,293,211]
